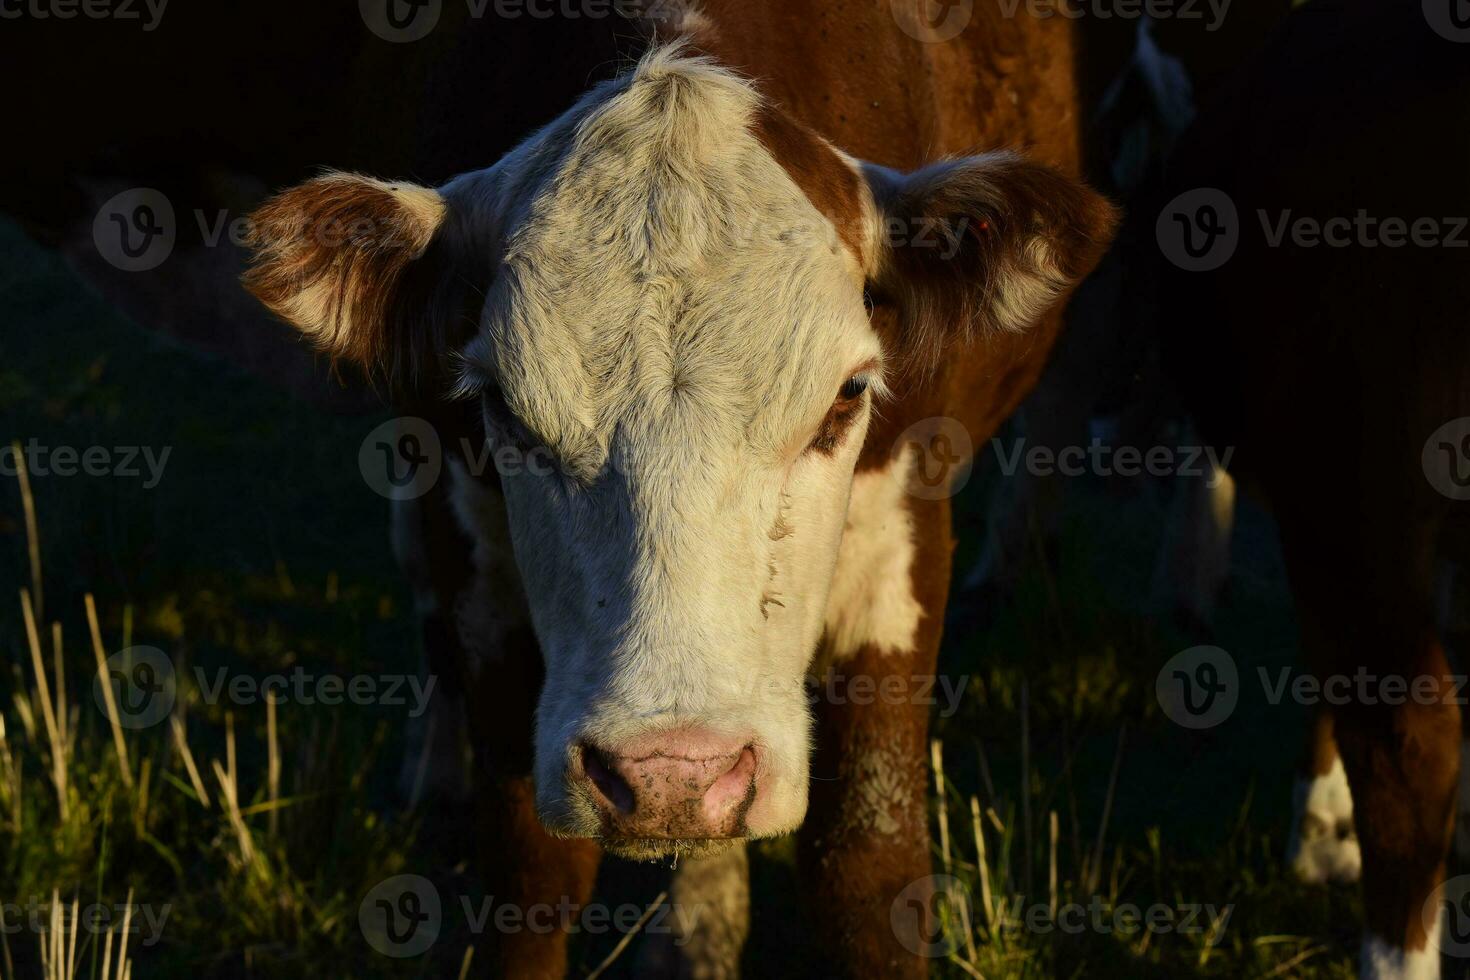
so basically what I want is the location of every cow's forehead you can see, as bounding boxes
[462,49,877,472]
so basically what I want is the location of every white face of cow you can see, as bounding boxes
[449,54,884,851]
[243,46,1116,857]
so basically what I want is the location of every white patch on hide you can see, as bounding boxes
[822,449,924,661]
[1288,756,1361,886]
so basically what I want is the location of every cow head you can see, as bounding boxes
[244,47,1115,858]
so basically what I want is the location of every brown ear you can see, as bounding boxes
[865,153,1118,363]
[242,172,467,391]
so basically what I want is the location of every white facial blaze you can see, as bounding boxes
[449,49,882,843]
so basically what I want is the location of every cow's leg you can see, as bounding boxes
[799,643,938,978]
[1286,705,1361,886]
[799,460,951,978]
[403,458,602,978]
[634,843,750,979]
[473,776,602,978]
[1282,516,1459,979]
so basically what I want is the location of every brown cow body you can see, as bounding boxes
[1160,2,1470,974]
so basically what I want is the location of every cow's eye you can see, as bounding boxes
[839,375,870,401]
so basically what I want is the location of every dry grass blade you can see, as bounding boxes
[99,924,114,980]
[0,917,12,980]
[212,759,256,864]
[1086,725,1126,895]
[1048,810,1058,920]
[20,589,66,818]
[134,758,153,834]
[86,594,133,788]
[456,945,475,980]
[116,889,135,980]
[169,716,209,808]
[66,893,79,980]
[970,795,994,929]
[51,623,66,762]
[226,712,237,795]
[948,953,988,980]
[584,890,668,980]
[0,715,19,829]
[267,697,280,836]
[975,740,997,804]
[1260,943,1327,978]
[12,440,42,624]
[1020,678,1032,900]
[932,739,952,874]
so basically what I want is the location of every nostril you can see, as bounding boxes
[581,744,635,814]
[703,746,758,817]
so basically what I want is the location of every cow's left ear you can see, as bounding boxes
[863,152,1118,359]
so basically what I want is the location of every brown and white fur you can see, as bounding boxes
[243,5,1114,976]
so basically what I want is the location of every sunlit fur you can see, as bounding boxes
[243,44,1107,859]
[448,48,884,848]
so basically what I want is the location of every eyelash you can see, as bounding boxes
[808,373,872,455]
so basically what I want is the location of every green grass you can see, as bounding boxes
[0,214,1364,978]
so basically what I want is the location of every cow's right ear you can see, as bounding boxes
[242,172,469,391]
[861,153,1118,368]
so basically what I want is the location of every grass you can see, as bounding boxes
[0,213,1367,977]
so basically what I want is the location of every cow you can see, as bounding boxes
[1157,2,1470,976]
[242,3,1116,976]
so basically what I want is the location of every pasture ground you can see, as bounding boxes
[0,216,1377,977]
